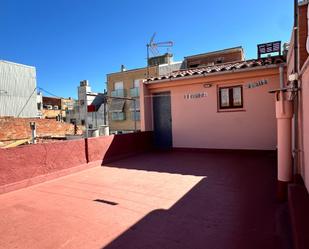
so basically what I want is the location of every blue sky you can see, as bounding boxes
[0,0,293,98]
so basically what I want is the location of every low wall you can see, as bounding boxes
[0,132,153,194]
[87,132,154,163]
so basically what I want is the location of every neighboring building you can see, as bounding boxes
[66,80,107,132]
[107,54,183,134]
[141,53,285,150]
[42,96,61,119]
[0,60,37,117]
[148,53,173,66]
[184,47,245,68]
[0,117,83,148]
[42,96,74,120]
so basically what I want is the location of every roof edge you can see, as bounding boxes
[0,60,36,69]
[184,46,244,59]
[146,63,285,85]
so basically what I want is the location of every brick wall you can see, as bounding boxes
[0,117,82,142]
[298,4,309,70]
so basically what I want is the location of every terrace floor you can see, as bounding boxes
[0,151,292,249]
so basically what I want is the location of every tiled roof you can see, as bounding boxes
[147,56,285,82]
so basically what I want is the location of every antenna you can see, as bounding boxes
[146,32,174,78]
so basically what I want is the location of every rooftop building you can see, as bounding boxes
[0,60,38,117]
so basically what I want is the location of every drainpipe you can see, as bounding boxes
[275,65,294,201]
[292,0,299,180]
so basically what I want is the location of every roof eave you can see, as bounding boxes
[145,63,284,85]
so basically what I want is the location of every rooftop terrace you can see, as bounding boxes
[0,150,292,249]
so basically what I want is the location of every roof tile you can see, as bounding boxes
[147,56,285,82]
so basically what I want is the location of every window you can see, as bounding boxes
[111,112,125,121]
[218,85,243,109]
[130,79,141,97]
[81,120,85,125]
[133,79,141,88]
[215,57,224,64]
[131,111,140,121]
[112,82,125,97]
[114,81,123,90]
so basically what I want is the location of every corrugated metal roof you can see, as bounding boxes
[0,61,37,117]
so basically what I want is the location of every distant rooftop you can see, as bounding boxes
[184,46,244,59]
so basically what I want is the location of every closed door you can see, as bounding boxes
[153,92,172,148]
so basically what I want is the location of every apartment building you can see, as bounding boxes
[66,80,107,134]
[41,96,74,120]
[107,53,184,134]
[106,66,155,133]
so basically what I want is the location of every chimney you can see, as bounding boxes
[121,65,126,72]
[80,80,89,86]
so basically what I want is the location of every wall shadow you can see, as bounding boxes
[102,151,292,249]
[96,132,154,165]
[103,149,277,176]
[102,179,290,249]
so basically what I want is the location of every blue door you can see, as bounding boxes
[153,92,172,148]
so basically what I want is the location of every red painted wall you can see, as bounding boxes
[0,132,153,194]
[87,132,153,163]
[0,139,86,187]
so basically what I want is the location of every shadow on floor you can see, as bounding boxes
[102,151,292,249]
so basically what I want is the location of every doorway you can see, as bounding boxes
[152,92,172,149]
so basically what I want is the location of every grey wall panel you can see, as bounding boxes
[0,61,37,117]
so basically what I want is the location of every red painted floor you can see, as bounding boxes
[0,151,291,249]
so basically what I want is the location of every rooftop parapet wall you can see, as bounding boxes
[287,3,309,75]
[0,132,153,194]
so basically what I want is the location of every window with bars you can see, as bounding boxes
[218,85,243,110]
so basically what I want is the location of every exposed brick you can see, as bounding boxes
[0,117,82,142]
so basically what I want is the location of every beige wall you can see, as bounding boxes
[286,3,309,191]
[298,61,309,191]
[107,66,158,132]
[142,67,280,150]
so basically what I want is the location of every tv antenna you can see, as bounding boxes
[146,32,174,78]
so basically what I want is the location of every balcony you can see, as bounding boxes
[130,87,139,97]
[111,89,126,98]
